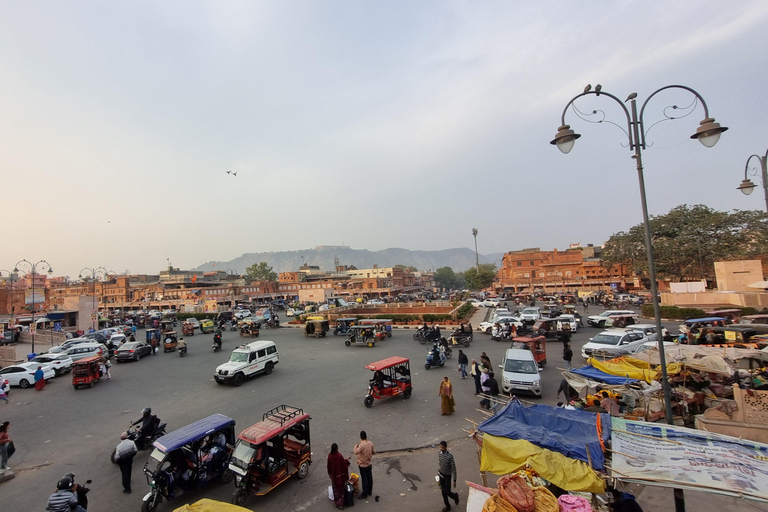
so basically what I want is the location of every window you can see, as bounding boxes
[530,261,534,266]
[517,261,522,267]
[258,349,266,358]
[266,346,276,355]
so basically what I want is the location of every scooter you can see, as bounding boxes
[110,423,167,464]
[213,341,221,353]
[425,343,448,370]
[179,345,187,357]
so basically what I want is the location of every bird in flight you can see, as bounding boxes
[226,170,238,176]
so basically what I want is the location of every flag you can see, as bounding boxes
[191,274,197,283]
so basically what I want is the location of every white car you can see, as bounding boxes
[479,316,523,334]
[49,337,92,354]
[31,353,74,376]
[481,299,500,308]
[285,308,295,317]
[186,318,201,329]
[587,310,635,328]
[622,324,658,342]
[368,299,384,305]
[214,340,279,386]
[64,342,106,362]
[499,348,541,396]
[0,362,56,388]
[557,314,579,332]
[233,310,251,320]
[520,307,541,323]
[581,329,650,359]
[466,299,482,306]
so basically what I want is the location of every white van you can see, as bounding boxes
[499,349,541,397]
[214,340,279,386]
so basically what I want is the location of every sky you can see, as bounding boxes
[2,1,768,279]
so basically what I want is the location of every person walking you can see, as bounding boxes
[327,443,350,509]
[479,368,491,409]
[439,377,455,415]
[0,378,9,404]
[480,352,493,376]
[437,440,460,511]
[353,431,375,500]
[457,350,468,379]
[486,373,501,414]
[470,359,482,395]
[114,431,138,494]
[0,421,11,472]
[34,365,46,391]
[563,343,573,371]
[104,358,112,380]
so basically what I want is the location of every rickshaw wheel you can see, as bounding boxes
[364,395,374,408]
[345,340,351,346]
[403,387,412,399]
[88,382,94,388]
[298,460,310,479]
[367,342,374,348]
[232,489,248,506]
[73,385,78,390]
[141,494,160,512]
[541,359,547,366]
[219,468,234,484]
[386,332,391,337]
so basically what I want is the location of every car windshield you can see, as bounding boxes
[598,312,613,317]
[590,334,621,345]
[121,343,138,350]
[504,359,538,374]
[522,309,537,315]
[231,442,256,465]
[230,352,249,363]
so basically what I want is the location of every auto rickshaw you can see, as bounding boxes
[345,325,377,347]
[163,331,178,352]
[228,405,312,506]
[72,355,103,389]
[510,335,547,367]
[304,320,329,338]
[363,356,412,407]
[333,318,357,336]
[604,313,639,328]
[161,319,175,332]
[240,321,260,338]
[146,328,162,346]
[142,414,236,512]
[182,322,195,336]
[359,319,393,338]
[201,319,215,334]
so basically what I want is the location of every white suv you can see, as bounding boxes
[520,307,541,323]
[214,340,279,386]
[581,329,649,359]
[587,310,635,328]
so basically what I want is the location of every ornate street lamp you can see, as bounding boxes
[551,84,727,426]
[737,149,768,213]
[14,259,53,354]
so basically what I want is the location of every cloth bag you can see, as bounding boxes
[7,441,16,458]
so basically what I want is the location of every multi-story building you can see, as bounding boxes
[495,245,632,294]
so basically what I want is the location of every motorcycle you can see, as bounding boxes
[213,341,222,353]
[414,326,443,345]
[425,342,449,370]
[449,328,473,347]
[110,422,167,464]
[179,345,187,357]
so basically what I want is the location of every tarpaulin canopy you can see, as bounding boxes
[572,365,639,385]
[173,499,251,512]
[587,356,682,383]
[480,434,606,494]
[611,418,768,503]
[478,400,610,471]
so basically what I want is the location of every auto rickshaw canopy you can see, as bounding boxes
[238,405,309,446]
[365,356,409,371]
[153,413,235,453]
[73,355,103,368]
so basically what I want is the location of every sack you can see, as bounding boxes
[328,485,334,501]
[7,441,15,458]
[557,494,592,512]
[344,481,355,506]
[498,474,535,512]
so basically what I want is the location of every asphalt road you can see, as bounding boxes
[0,309,625,512]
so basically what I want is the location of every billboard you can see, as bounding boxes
[25,289,45,304]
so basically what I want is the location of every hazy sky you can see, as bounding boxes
[3,2,768,279]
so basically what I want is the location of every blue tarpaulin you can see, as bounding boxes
[572,365,639,385]
[478,400,610,471]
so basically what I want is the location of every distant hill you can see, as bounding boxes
[195,246,505,274]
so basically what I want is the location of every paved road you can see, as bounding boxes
[0,308,664,511]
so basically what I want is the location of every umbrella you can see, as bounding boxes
[747,281,768,289]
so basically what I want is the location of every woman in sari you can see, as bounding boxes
[34,366,45,391]
[439,376,454,415]
[327,442,349,509]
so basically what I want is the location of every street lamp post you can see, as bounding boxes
[472,228,480,271]
[80,267,108,331]
[14,259,54,355]
[551,84,727,426]
[736,149,768,213]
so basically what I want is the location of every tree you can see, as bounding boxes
[602,204,768,281]
[246,262,277,281]
[434,266,459,290]
[463,263,497,290]
[395,264,419,272]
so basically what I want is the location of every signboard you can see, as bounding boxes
[25,289,45,304]
[30,323,36,335]
[54,322,62,332]
[611,418,768,502]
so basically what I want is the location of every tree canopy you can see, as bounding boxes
[434,266,465,290]
[602,204,768,281]
[463,263,497,290]
[246,261,277,281]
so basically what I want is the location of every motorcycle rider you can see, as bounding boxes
[213,331,222,351]
[64,473,90,510]
[177,337,187,354]
[46,475,87,512]
[131,407,160,447]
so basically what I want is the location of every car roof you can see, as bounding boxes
[238,406,309,446]
[365,356,409,370]
[234,340,276,352]
[684,317,726,324]
[154,413,236,452]
[595,329,633,336]
[504,348,536,360]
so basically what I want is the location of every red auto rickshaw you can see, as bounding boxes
[363,356,412,407]
[510,336,547,367]
[72,355,103,389]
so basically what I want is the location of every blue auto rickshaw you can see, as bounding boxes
[333,318,358,336]
[141,413,236,512]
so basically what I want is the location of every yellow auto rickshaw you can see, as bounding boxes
[304,319,329,338]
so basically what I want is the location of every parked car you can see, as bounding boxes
[83,332,109,344]
[185,318,201,330]
[31,353,74,376]
[48,337,92,354]
[587,310,635,328]
[115,341,152,362]
[581,329,650,359]
[64,342,106,362]
[623,324,658,341]
[481,299,500,308]
[0,362,56,388]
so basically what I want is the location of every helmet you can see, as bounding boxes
[57,475,74,490]
[64,472,75,480]
[141,407,151,415]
